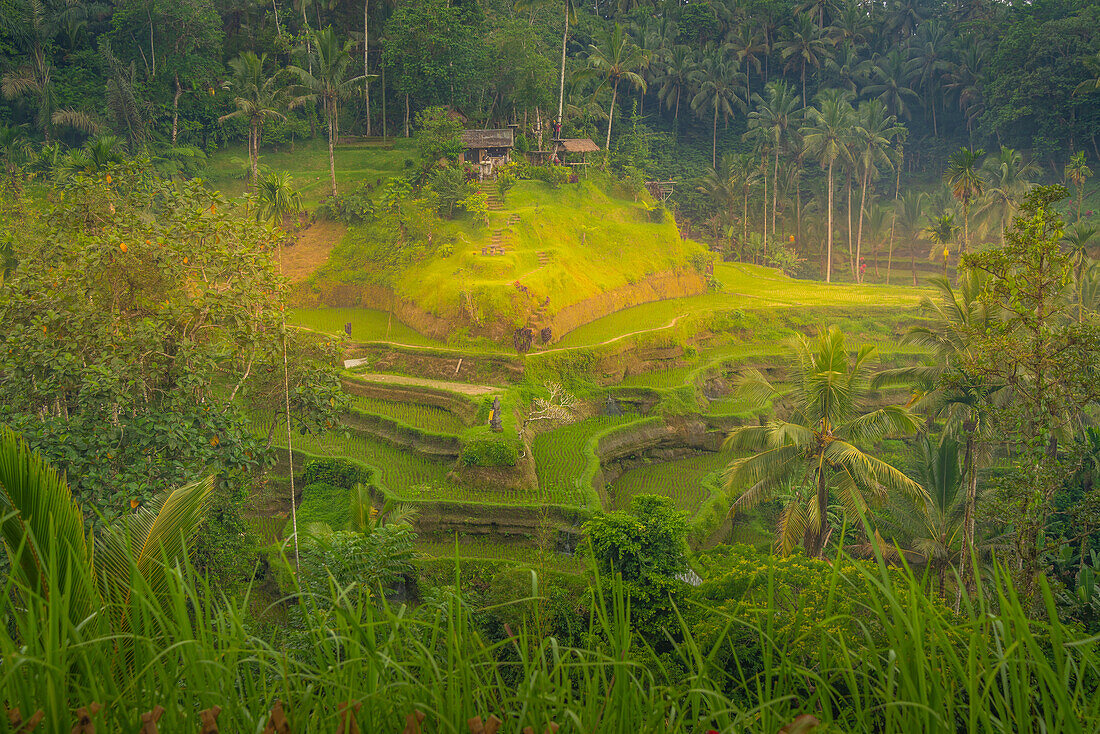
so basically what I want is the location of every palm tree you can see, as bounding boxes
[723,326,926,557]
[255,171,304,228]
[0,427,214,631]
[944,40,986,141]
[865,47,921,120]
[1073,50,1100,97]
[727,25,768,103]
[731,152,762,249]
[923,213,958,276]
[1,46,55,143]
[879,433,966,597]
[943,147,985,255]
[980,147,1038,244]
[577,24,648,151]
[802,90,854,282]
[747,81,803,243]
[289,27,369,198]
[220,52,290,185]
[876,273,1001,598]
[895,189,925,286]
[824,42,873,96]
[913,20,950,136]
[851,100,905,282]
[655,45,696,138]
[1063,224,1098,321]
[1065,151,1093,224]
[777,15,831,107]
[690,53,746,169]
[62,135,126,176]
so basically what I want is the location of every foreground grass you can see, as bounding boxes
[3,543,1096,732]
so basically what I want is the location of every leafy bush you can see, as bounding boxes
[461,437,520,467]
[296,481,351,530]
[297,524,416,602]
[315,182,378,224]
[527,164,570,188]
[302,458,371,489]
[415,106,463,162]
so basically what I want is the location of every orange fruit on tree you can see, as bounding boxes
[130,498,140,509]
[119,243,127,253]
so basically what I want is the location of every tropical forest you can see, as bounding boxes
[2,0,1100,730]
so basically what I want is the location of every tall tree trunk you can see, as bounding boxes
[856,166,869,283]
[607,81,618,151]
[772,146,779,241]
[962,200,970,256]
[381,62,386,139]
[250,120,259,184]
[327,101,338,197]
[806,467,829,558]
[762,159,768,258]
[743,189,749,255]
[172,73,181,145]
[887,162,900,285]
[911,238,917,286]
[673,85,680,139]
[363,0,371,136]
[960,431,979,598]
[273,0,281,35]
[404,93,410,137]
[801,60,807,107]
[557,0,568,125]
[710,100,718,169]
[846,171,854,277]
[826,159,834,282]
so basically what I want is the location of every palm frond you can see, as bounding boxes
[844,405,923,444]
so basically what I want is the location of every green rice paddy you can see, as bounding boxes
[533,415,642,503]
[350,395,466,434]
[288,307,436,345]
[610,453,730,515]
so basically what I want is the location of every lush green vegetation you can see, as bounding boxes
[350,395,467,434]
[611,452,729,514]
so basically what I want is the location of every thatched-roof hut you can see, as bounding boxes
[460,129,515,165]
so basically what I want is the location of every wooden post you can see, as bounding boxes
[139,706,165,734]
[401,710,426,734]
[70,703,102,734]
[6,708,45,733]
[198,706,222,734]
[261,701,290,734]
[337,702,362,734]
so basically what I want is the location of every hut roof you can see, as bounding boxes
[558,138,600,153]
[461,129,515,149]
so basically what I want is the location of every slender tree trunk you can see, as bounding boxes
[762,160,768,256]
[801,60,807,107]
[404,93,410,137]
[743,190,749,254]
[250,120,259,184]
[772,146,779,241]
[846,171,854,277]
[959,432,979,599]
[856,166,869,283]
[826,160,834,282]
[673,86,680,139]
[711,101,718,169]
[172,73,181,145]
[807,467,829,557]
[887,163,900,285]
[381,62,386,139]
[273,0,281,35]
[364,0,371,136]
[558,0,568,124]
[606,81,618,151]
[911,237,917,286]
[962,200,970,256]
[327,101,338,197]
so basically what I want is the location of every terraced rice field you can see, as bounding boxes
[610,453,731,515]
[417,539,585,573]
[288,307,435,345]
[350,395,466,434]
[533,415,641,502]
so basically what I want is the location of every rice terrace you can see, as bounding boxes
[2,0,1100,730]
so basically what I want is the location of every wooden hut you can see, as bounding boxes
[460,129,515,171]
[555,138,600,164]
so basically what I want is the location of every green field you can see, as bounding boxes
[610,453,730,515]
[205,138,415,208]
[289,307,437,345]
[350,395,467,434]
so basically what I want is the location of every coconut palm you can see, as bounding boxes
[577,24,648,151]
[61,135,126,176]
[851,99,906,282]
[944,39,986,140]
[923,212,958,276]
[0,427,214,631]
[255,171,304,228]
[943,147,985,255]
[875,273,1002,597]
[913,20,951,136]
[777,14,832,107]
[1065,151,1093,224]
[980,147,1038,244]
[727,25,768,102]
[723,326,926,557]
[864,47,921,120]
[690,53,746,169]
[289,27,370,198]
[1063,224,1098,321]
[746,81,803,242]
[802,90,854,282]
[655,45,697,138]
[824,42,873,96]
[1,46,55,142]
[894,189,925,285]
[220,52,290,185]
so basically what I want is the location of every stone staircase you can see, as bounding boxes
[536,250,551,267]
[483,228,511,256]
[479,181,503,211]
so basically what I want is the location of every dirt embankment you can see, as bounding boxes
[279,221,346,282]
[594,416,724,488]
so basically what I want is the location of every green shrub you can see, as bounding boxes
[461,437,519,467]
[315,182,377,224]
[302,458,371,489]
[296,482,351,530]
[527,164,569,188]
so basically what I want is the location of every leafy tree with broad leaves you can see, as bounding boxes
[723,325,927,558]
[0,163,346,522]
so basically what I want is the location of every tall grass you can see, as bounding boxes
[1,540,1097,731]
